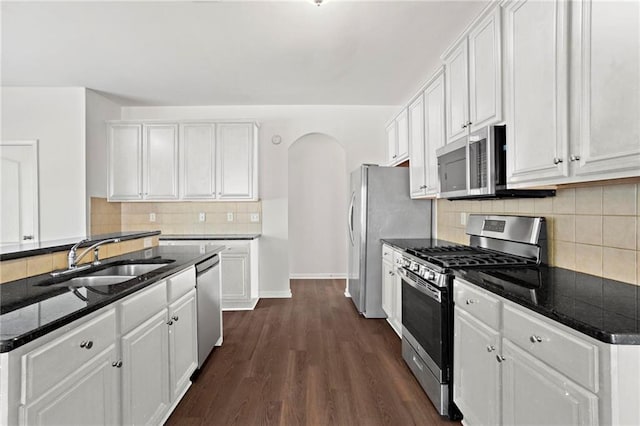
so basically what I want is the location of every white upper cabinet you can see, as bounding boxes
[181,123,216,199]
[108,124,143,200]
[144,124,179,200]
[424,70,446,196]
[504,0,570,186]
[444,40,470,143]
[468,6,502,132]
[386,110,409,165]
[217,123,257,200]
[570,0,640,180]
[408,94,426,198]
[108,121,259,201]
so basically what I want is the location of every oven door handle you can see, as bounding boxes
[399,268,442,303]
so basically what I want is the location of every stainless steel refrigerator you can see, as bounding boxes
[347,165,432,317]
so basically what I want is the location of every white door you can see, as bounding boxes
[468,6,502,131]
[424,70,446,195]
[0,141,39,244]
[20,345,120,426]
[108,124,143,201]
[168,290,198,401]
[572,0,640,179]
[386,122,397,163]
[501,339,598,426]
[445,39,470,143]
[181,123,216,199]
[144,124,179,200]
[121,309,170,426]
[381,261,394,318]
[408,95,426,198]
[505,0,570,185]
[221,252,250,301]
[217,123,253,199]
[453,307,501,426]
[396,109,410,161]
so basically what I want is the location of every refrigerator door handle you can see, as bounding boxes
[348,191,356,246]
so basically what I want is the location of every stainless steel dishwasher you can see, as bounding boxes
[194,254,222,374]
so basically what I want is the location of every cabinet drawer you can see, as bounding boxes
[503,304,599,393]
[167,266,195,302]
[22,309,117,403]
[453,279,501,329]
[221,243,249,254]
[382,245,394,264]
[120,281,167,334]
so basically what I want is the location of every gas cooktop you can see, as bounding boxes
[406,245,537,269]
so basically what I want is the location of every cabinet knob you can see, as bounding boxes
[392,155,397,159]
[496,355,506,363]
[553,157,564,165]
[172,315,179,321]
[486,345,496,352]
[112,360,123,368]
[529,335,543,343]
[167,320,174,326]
[420,185,427,189]
[388,271,394,276]
[80,340,93,349]
[383,252,389,256]
[465,299,477,305]
[570,155,581,162]
[461,124,467,129]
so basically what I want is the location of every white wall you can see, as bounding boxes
[121,105,395,297]
[288,133,347,278]
[1,87,87,241]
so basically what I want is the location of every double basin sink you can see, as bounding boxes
[44,262,171,289]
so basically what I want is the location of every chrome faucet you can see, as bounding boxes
[67,238,121,269]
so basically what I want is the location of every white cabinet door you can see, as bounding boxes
[572,0,640,179]
[20,345,120,426]
[108,124,143,201]
[381,260,394,318]
[392,258,402,334]
[424,70,446,195]
[144,124,179,200]
[505,0,570,185]
[221,252,250,301]
[386,121,397,163]
[181,123,216,199]
[501,339,598,426]
[168,290,198,402]
[396,109,409,161]
[217,123,254,199]
[408,95,427,198]
[445,39,470,143]
[468,6,502,131]
[453,307,501,426]
[121,309,170,426]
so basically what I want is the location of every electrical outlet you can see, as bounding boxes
[460,213,467,225]
[250,213,260,222]
[149,213,156,222]
[143,237,152,248]
[227,212,234,222]
[199,212,206,222]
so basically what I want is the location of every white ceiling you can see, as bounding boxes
[1,0,488,106]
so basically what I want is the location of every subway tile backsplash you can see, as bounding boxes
[436,181,640,286]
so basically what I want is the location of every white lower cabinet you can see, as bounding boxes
[168,290,198,402]
[381,244,402,338]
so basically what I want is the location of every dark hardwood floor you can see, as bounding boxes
[167,279,460,426]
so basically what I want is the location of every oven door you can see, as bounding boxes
[400,268,448,381]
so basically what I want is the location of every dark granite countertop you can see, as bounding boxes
[0,244,224,352]
[160,234,261,240]
[381,238,457,252]
[0,231,161,261]
[454,266,640,345]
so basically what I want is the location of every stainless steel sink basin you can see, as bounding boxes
[48,275,136,288]
[89,263,168,277]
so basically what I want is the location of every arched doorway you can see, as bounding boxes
[288,133,347,278]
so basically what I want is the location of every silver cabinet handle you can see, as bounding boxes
[553,157,563,165]
[570,155,581,161]
[487,345,496,352]
[496,355,506,363]
[529,335,543,343]
[172,315,179,321]
[112,360,123,368]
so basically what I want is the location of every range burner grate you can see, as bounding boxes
[407,246,536,269]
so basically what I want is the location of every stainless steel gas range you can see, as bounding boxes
[397,215,547,420]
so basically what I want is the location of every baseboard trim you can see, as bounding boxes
[259,290,293,298]
[159,379,192,425]
[289,273,348,279]
[344,291,351,298]
[222,297,259,311]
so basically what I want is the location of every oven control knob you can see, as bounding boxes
[427,271,436,281]
[411,263,419,272]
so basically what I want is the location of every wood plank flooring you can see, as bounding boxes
[167,279,460,426]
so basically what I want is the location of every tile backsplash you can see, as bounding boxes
[91,198,262,236]
[436,182,640,286]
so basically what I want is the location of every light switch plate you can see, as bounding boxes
[149,213,156,222]
[227,212,234,222]
[199,212,206,222]
[250,213,260,222]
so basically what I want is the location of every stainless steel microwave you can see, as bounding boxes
[436,125,555,200]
